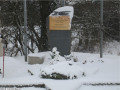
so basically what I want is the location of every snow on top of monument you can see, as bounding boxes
[50,6,74,19]
[28,52,48,57]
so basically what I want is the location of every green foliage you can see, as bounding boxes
[41,72,74,80]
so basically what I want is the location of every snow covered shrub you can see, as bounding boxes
[49,47,66,65]
[94,40,120,55]
[40,47,85,79]
[71,38,79,51]
[49,47,78,65]
[41,72,69,80]
[40,62,84,79]
[50,47,60,59]
[1,27,24,56]
[104,41,120,55]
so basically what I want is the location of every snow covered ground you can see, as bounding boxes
[0,52,120,90]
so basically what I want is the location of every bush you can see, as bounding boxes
[41,72,70,80]
[40,47,85,80]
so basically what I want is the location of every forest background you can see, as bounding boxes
[0,0,120,57]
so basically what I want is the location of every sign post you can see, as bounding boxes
[100,0,103,58]
[24,0,28,62]
[3,46,5,78]
[0,38,3,56]
[0,6,3,57]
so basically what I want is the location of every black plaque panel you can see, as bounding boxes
[48,30,71,56]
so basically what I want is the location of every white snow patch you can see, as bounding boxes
[50,6,74,19]
[0,52,120,90]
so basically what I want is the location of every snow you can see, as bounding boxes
[28,53,45,57]
[50,6,74,19]
[79,86,120,90]
[21,87,45,90]
[0,51,120,90]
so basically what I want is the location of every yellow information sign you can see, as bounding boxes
[49,16,70,30]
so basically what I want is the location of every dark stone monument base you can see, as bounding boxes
[48,30,71,56]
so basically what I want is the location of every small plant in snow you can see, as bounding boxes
[49,47,66,65]
[49,47,78,65]
[50,47,60,59]
[64,54,78,62]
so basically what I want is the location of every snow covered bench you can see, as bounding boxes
[28,53,45,64]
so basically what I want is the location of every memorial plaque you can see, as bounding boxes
[49,16,70,30]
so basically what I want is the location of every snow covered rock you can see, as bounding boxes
[28,53,45,64]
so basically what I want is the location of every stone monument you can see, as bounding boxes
[48,6,74,56]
